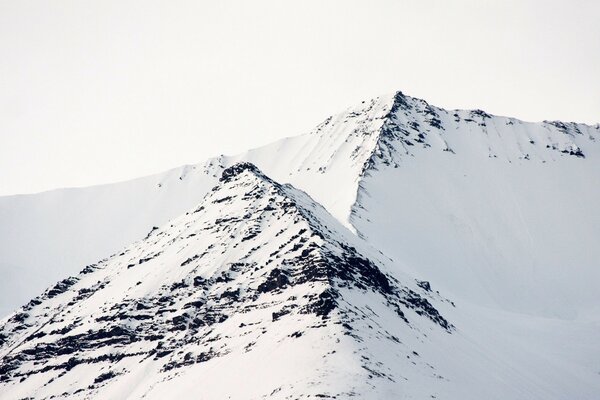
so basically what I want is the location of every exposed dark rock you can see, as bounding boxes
[220,289,240,301]
[401,290,451,331]
[257,268,289,293]
[181,254,201,267]
[144,226,160,240]
[417,280,431,292]
[304,289,338,318]
[46,277,78,299]
[213,196,233,204]
[220,162,263,183]
[193,276,208,287]
[94,371,117,384]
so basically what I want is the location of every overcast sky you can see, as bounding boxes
[1,0,598,195]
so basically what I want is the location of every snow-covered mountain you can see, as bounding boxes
[1,91,599,398]
[0,163,453,399]
[3,91,598,318]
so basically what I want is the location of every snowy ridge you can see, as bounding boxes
[1,90,600,399]
[0,159,225,317]
[0,94,395,317]
[370,92,597,162]
[347,92,600,316]
[226,93,396,228]
[3,91,597,317]
[0,163,451,399]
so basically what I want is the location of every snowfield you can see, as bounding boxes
[1,91,599,399]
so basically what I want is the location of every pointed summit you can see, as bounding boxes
[2,90,599,399]
[0,164,450,399]
[219,162,266,183]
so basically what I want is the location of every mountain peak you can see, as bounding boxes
[2,90,599,399]
[0,161,451,399]
[219,162,266,183]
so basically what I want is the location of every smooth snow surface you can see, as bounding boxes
[1,91,599,399]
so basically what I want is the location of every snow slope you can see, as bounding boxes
[349,92,600,318]
[1,91,598,319]
[2,163,599,399]
[0,163,454,399]
[0,95,393,317]
[0,160,223,317]
[1,90,600,399]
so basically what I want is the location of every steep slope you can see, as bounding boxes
[227,94,394,227]
[0,163,452,399]
[349,91,600,317]
[2,90,598,319]
[0,160,223,317]
[2,87,600,398]
[0,95,394,317]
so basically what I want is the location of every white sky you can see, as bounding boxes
[1,0,598,195]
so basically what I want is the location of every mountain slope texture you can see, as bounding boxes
[1,91,599,399]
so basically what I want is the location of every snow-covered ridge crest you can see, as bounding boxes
[360,90,598,172]
[320,90,599,239]
[1,93,600,398]
[346,92,600,316]
[0,162,452,399]
[1,89,599,317]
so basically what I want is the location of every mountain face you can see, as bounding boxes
[1,92,599,318]
[2,91,599,317]
[0,163,452,399]
[347,92,600,317]
[1,91,600,399]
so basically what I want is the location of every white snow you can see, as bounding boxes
[1,91,599,399]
